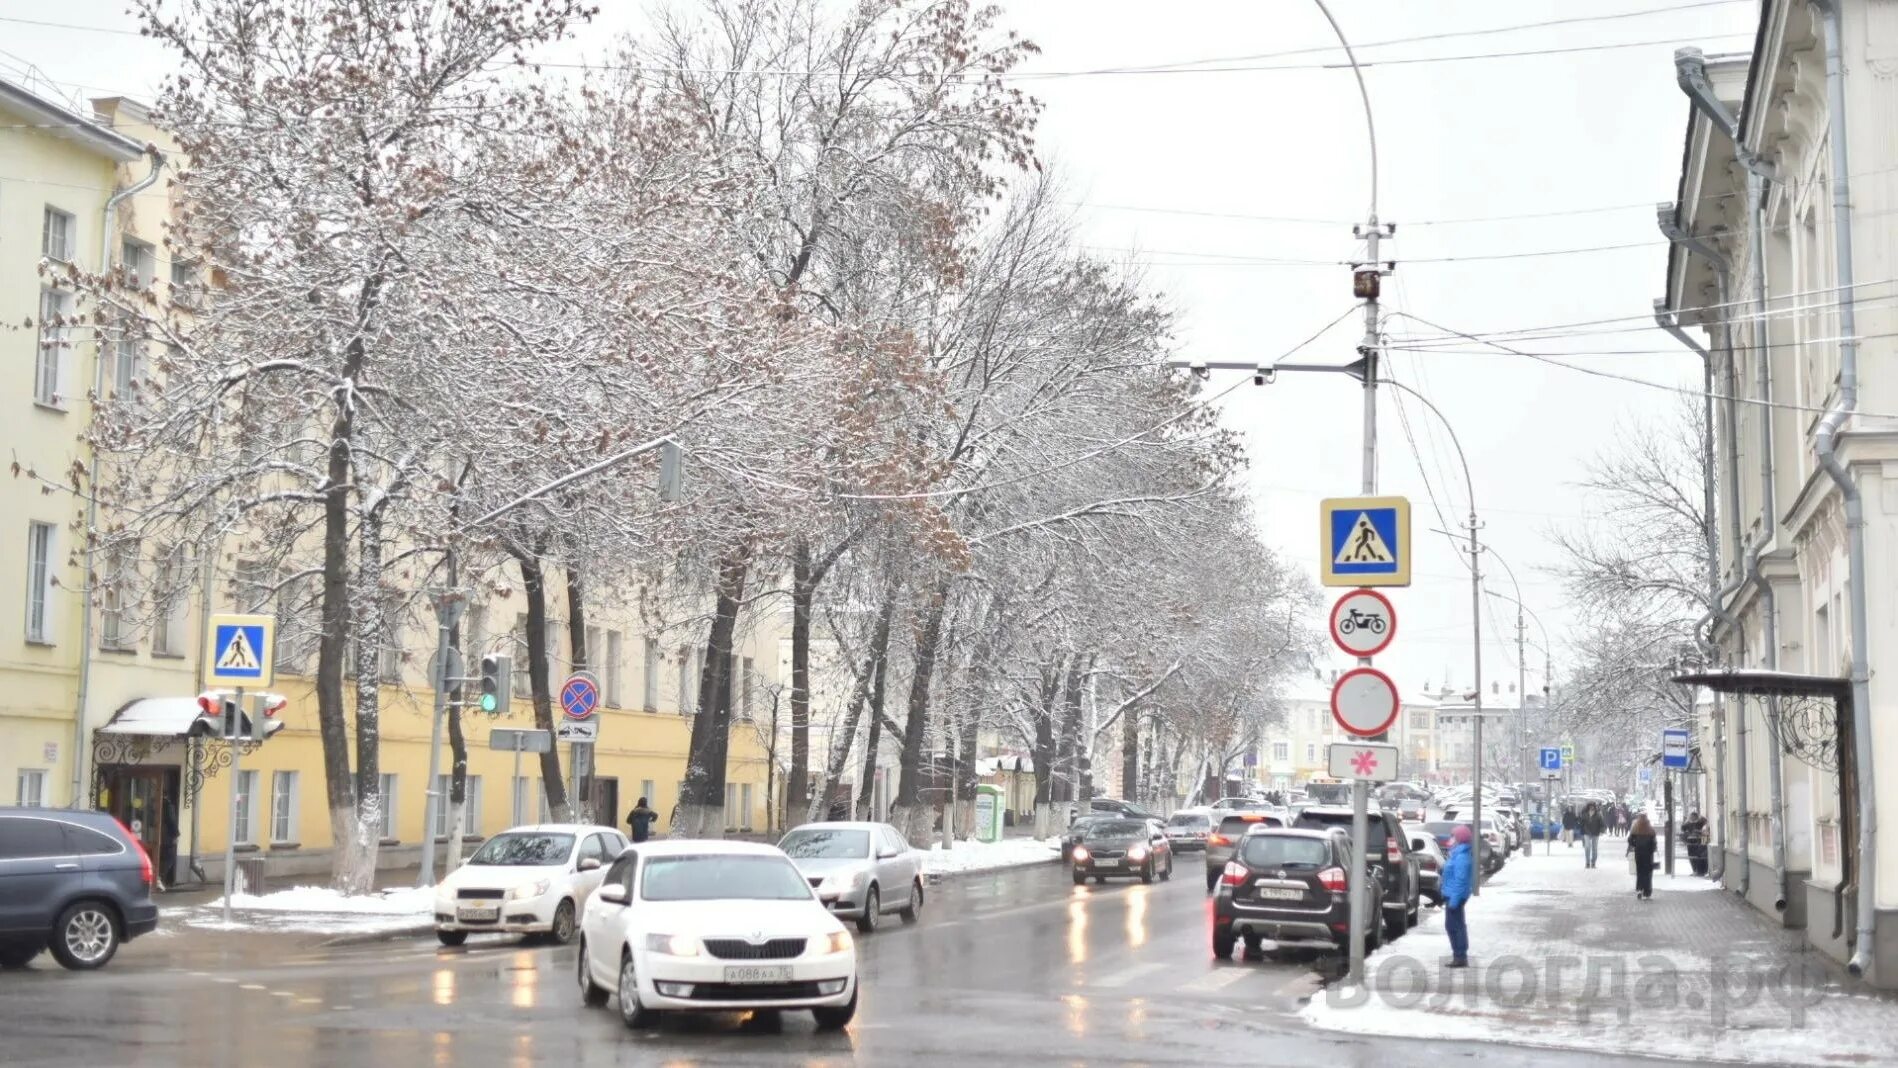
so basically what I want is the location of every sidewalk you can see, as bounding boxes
[1302,843,1898,1066]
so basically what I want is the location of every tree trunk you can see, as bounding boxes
[814,588,894,823]
[1031,666,1059,837]
[445,604,468,876]
[1057,660,1084,806]
[338,507,385,891]
[1122,700,1140,805]
[890,581,948,845]
[317,383,359,891]
[1076,656,1096,802]
[956,706,979,841]
[566,568,589,819]
[514,549,571,821]
[787,543,814,831]
[856,596,897,821]
[677,549,749,837]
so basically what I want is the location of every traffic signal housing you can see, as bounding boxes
[479,655,510,714]
[196,692,240,738]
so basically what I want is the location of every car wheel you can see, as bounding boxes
[900,881,923,924]
[549,899,578,945]
[578,939,610,1008]
[0,942,43,969]
[1384,905,1409,940]
[1141,862,1155,884]
[1212,927,1236,960]
[811,985,858,1031]
[49,902,119,971]
[1161,856,1173,881]
[1205,871,1218,893]
[436,929,468,947]
[618,952,660,1029]
[856,887,880,933]
[1072,870,1088,886]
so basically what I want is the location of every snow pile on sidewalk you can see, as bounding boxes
[920,835,1058,875]
[178,884,434,935]
[1301,850,1893,1066]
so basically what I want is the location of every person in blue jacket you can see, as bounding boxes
[1440,824,1475,968]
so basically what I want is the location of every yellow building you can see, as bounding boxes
[2,72,779,887]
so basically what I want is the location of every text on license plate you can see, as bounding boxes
[456,906,499,921]
[723,965,793,984]
[1254,887,1303,901]
[1095,858,1120,867]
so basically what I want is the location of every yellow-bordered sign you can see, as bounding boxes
[205,613,276,687]
[1319,496,1411,588]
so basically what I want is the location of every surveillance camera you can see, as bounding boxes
[1189,361,1209,380]
[1253,366,1276,386]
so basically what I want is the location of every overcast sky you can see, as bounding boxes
[0,0,1759,703]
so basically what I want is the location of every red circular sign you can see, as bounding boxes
[1329,589,1396,658]
[1330,667,1401,738]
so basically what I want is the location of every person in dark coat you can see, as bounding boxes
[1562,806,1578,847]
[626,797,658,843]
[1682,811,1709,876]
[1581,803,1607,869]
[1628,814,1659,899]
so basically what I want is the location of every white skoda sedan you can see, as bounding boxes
[433,824,625,946]
[577,840,858,1030]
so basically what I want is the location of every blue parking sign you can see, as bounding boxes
[1539,747,1562,772]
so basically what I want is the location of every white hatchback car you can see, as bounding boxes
[577,840,858,1030]
[433,824,626,946]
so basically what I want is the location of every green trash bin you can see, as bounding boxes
[974,784,1005,843]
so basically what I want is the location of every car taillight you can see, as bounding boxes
[1219,862,1248,887]
[1386,840,1404,863]
[116,819,154,887]
[1318,866,1347,892]
[1207,834,1230,847]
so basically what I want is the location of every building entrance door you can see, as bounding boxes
[98,765,180,885]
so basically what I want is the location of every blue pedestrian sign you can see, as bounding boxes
[1661,728,1691,769]
[204,613,275,687]
[1539,747,1563,772]
[1319,496,1411,588]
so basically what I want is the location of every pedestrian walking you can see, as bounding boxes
[1581,803,1606,868]
[1615,806,1629,838]
[626,797,657,843]
[1628,814,1659,899]
[1441,824,1475,968]
[1682,811,1710,876]
[1562,806,1577,847]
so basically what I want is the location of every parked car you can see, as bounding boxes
[1211,826,1364,958]
[1422,819,1505,876]
[432,824,626,946]
[1061,814,1117,862]
[577,840,857,1030]
[0,807,158,970]
[1403,822,1445,906]
[1292,806,1422,939]
[777,822,922,933]
[1164,810,1211,852]
[1071,818,1174,884]
[1083,798,1161,822]
[1205,811,1286,891]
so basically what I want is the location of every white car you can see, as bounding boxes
[777,821,924,932]
[577,839,858,1030]
[433,823,626,946]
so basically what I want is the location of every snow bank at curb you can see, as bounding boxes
[920,836,1058,875]
[215,884,435,915]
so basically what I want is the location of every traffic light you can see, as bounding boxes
[479,655,510,714]
[197,692,240,738]
[252,693,288,742]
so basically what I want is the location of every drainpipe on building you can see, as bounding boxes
[71,144,165,809]
[1809,0,1878,980]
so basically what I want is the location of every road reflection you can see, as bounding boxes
[1060,993,1089,1038]
[1066,898,1088,964]
[1124,886,1149,949]
[431,967,456,1006]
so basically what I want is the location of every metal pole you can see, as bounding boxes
[221,687,244,925]
[1345,211,1381,985]
[1469,512,1485,897]
[513,744,524,825]
[417,596,452,887]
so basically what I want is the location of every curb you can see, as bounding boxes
[922,851,1061,885]
[317,921,434,948]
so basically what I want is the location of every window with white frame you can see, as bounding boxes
[724,783,738,827]
[740,657,755,720]
[99,544,135,651]
[35,289,71,406]
[739,783,754,828]
[378,597,403,680]
[1305,742,1317,764]
[585,625,601,673]
[25,522,54,644]
[437,774,483,836]
[151,545,187,656]
[433,774,452,838]
[464,776,482,835]
[16,769,47,807]
[1272,741,1290,762]
[642,638,659,709]
[605,630,623,706]
[512,614,533,696]
[270,770,298,843]
[111,313,144,395]
[512,775,534,826]
[378,773,397,839]
[41,206,74,261]
[120,238,155,287]
[639,779,655,808]
[169,258,201,309]
[233,769,260,844]
[677,647,692,714]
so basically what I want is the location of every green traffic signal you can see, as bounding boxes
[480,693,498,713]
[478,654,509,715]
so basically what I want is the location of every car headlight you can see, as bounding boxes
[1127,845,1149,862]
[824,930,853,955]
[507,879,551,901]
[644,933,700,957]
[1071,845,1090,862]
[822,870,867,892]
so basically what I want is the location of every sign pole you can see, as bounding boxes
[417,593,455,887]
[222,686,244,926]
[1348,225,1380,987]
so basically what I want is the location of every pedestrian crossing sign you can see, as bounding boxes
[1319,496,1411,588]
[205,613,275,686]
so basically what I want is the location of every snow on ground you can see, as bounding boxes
[920,835,1058,875]
[217,885,436,915]
[174,884,433,936]
[1301,849,1893,1066]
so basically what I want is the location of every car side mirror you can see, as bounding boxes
[1411,838,1428,851]
[596,883,627,905]
[878,847,902,859]
[578,857,602,872]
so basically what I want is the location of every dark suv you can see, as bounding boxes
[1292,806,1421,939]
[1212,827,1364,957]
[0,808,159,970]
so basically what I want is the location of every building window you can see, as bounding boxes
[270,770,298,843]
[740,783,754,829]
[1272,741,1290,762]
[678,647,692,715]
[640,779,655,808]
[16,769,46,807]
[151,545,187,656]
[741,657,755,720]
[512,615,533,696]
[724,783,738,828]
[1305,742,1317,764]
[170,258,201,309]
[100,545,135,651]
[25,522,54,644]
[378,773,397,839]
[35,289,71,406]
[605,630,623,706]
[433,774,452,837]
[513,776,532,826]
[233,769,260,845]
[112,314,144,395]
[120,238,155,287]
[642,638,659,709]
[464,776,482,835]
[378,598,403,680]
[41,206,74,262]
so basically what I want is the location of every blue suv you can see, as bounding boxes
[0,807,159,970]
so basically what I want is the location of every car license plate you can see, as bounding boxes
[723,965,793,984]
[456,906,498,921]
[1096,858,1120,867]
[1255,887,1302,901]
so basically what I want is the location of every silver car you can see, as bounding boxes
[778,821,924,933]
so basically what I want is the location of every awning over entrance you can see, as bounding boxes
[99,697,285,739]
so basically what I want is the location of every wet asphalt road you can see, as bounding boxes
[1,857,1661,1066]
